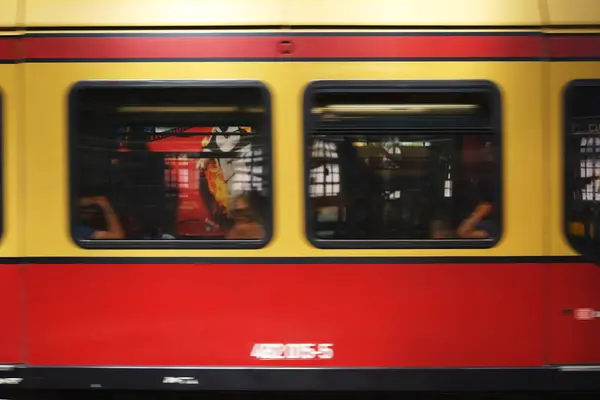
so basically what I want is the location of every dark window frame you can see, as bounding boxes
[563,79,600,260]
[303,80,503,249]
[69,80,273,250]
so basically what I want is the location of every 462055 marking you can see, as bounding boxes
[251,343,334,360]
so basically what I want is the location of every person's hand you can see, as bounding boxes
[79,197,95,206]
[79,196,109,208]
[472,203,493,219]
[92,196,110,208]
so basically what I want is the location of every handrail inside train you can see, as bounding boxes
[311,104,479,116]
[117,106,266,113]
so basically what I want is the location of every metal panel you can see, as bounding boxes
[24,0,284,27]
[0,0,18,27]
[285,0,543,26]
[547,0,600,26]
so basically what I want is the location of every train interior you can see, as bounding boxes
[566,84,600,258]
[307,88,498,241]
[73,85,270,240]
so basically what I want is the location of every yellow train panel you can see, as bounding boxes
[285,0,543,26]
[23,0,283,27]
[0,0,18,27]
[546,0,600,26]
[24,57,545,258]
[0,62,23,257]
[22,0,549,28]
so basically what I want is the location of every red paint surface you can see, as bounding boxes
[548,35,600,59]
[547,263,600,364]
[26,262,545,367]
[24,36,283,60]
[0,264,22,363]
[290,35,543,59]
[23,34,543,60]
[0,34,592,61]
[0,37,19,62]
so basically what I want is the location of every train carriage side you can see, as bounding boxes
[10,0,600,394]
[545,0,600,365]
[0,0,23,368]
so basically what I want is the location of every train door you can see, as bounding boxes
[0,0,23,368]
[545,1,600,365]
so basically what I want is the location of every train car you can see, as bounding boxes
[1,0,600,396]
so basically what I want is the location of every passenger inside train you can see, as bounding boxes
[456,142,498,239]
[224,194,266,239]
[74,196,125,239]
[307,86,500,242]
[71,85,269,242]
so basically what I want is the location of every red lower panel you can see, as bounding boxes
[26,263,544,367]
[0,264,22,363]
[548,263,600,364]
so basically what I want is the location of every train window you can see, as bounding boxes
[69,81,272,249]
[565,80,600,260]
[304,81,501,249]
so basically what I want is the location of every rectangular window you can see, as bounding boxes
[70,81,271,249]
[565,80,600,258]
[304,81,501,249]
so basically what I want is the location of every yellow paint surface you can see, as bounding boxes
[0,63,23,257]
[546,0,600,25]
[286,0,543,26]
[23,59,547,258]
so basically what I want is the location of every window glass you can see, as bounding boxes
[565,81,600,258]
[304,82,501,248]
[70,82,271,248]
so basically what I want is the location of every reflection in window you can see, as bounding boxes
[310,140,341,198]
[444,164,452,198]
[565,82,600,257]
[71,84,270,245]
[305,84,500,245]
[579,136,600,201]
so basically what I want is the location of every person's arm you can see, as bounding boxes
[225,223,265,240]
[457,203,493,238]
[89,197,125,239]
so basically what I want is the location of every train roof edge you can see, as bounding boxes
[18,0,599,29]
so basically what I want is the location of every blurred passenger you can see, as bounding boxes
[224,194,265,239]
[457,177,497,239]
[431,220,452,239]
[75,196,125,239]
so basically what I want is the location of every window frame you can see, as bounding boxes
[563,79,600,259]
[68,80,273,250]
[303,80,503,249]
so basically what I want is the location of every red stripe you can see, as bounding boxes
[0,34,594,61]
[548,35,600,59]
[25,36,282,60]
[23,35,544,60]
[290,35,543,59]
[0,38,19,62]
